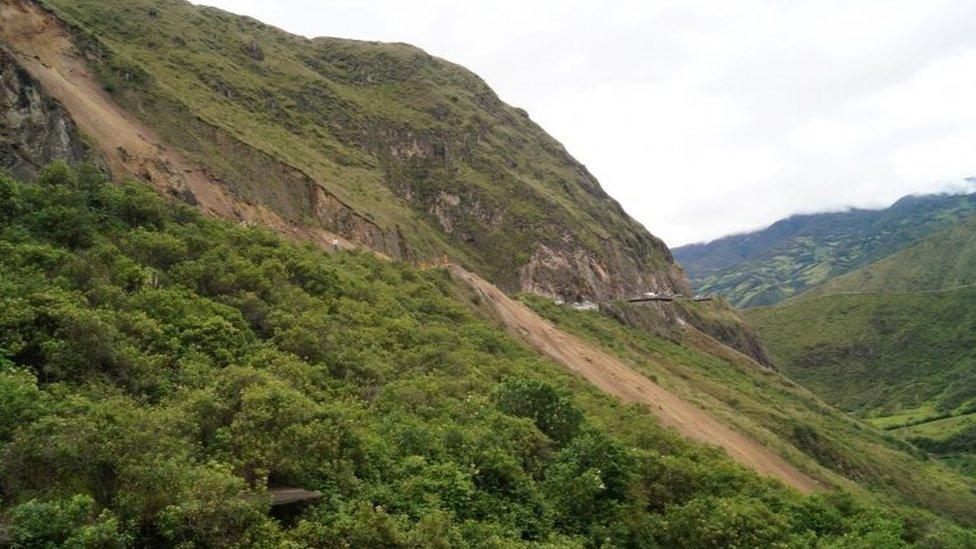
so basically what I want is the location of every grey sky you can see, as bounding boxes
[193,0,976,246]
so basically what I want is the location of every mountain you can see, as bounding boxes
[749,215,976,415]
[4,0,976,544]
[674,191,976,307]
[1,165,975,544]
[808,215,976,295]
[0,0,687,303]
[0,0,778,367]
[747,216,976,479]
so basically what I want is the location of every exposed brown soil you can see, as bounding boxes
[451,264,824,493]
[1,0,822,494]
[0,0,356,251]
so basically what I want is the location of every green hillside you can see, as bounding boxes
[21,0,684,301]
[5,0,976,545]
[5,165,976,545]
[518,295,976,519]
[749,288,976,416]
[809,216,976,295]
[748,217,976,480]
[674,192,976,307]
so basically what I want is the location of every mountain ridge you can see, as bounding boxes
[748,214,976,418]
[1,0,781,367]
[0,0,687,303]
[0,0,787,483]
[674,190,976,307]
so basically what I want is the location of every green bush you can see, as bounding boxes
[8,495,130,548]
[657,496,790,548]
[492,378,582,444]
[0,165,972,545]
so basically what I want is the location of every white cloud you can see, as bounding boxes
[192,0,976,246]
[873,50,976,131]
[891,132,976,183]
[788,119,866,155]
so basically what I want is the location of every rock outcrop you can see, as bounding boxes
[0,46,87,178]
[519,241,689,303]
[2,0,689,305]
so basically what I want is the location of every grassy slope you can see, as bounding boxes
[810,216,976,295]
[749,289,976,416]
[6,166,976,545]
[36,0,680,294]
[517,295,976,528]
[674,193,976,307]
[748,217,976,415]
[747,218,976,478]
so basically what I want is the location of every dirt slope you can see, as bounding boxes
[0,0,356,251]
[451,264,824,493]
[1,0,822,494]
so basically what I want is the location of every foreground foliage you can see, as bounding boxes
[1,165,974,547]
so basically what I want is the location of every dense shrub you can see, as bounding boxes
[0,166,972,546]
[7,494,130,548]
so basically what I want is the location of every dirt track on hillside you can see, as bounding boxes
[451,265,824,493]
[0,0,355,250]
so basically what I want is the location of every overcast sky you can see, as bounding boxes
[194,0,976,246]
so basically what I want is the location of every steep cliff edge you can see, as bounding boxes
[0,0,686,302]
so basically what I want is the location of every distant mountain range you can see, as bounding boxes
[674,191,976,308]
[680,190,976,478]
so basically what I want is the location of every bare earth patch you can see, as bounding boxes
[451,264,824,493]
[0,0,355,251]
[0,0,821,495]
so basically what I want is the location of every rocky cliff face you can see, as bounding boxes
[0,46,87,178]
[602,299,772,367]
[376,121,689,299]
[519,240,688,302]
[2,0,688,305]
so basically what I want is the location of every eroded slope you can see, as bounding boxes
[451,265,822,492]
[9,0,687,301]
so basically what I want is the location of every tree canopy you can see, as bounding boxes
[0,164,972,547]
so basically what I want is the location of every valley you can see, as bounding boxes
[697,196,976,485]
[2,0,976,545]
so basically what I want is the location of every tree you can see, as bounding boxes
[657,496,790,548]
[492,378,582,444]
[7,494,130,548]
[0,367,46,442]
